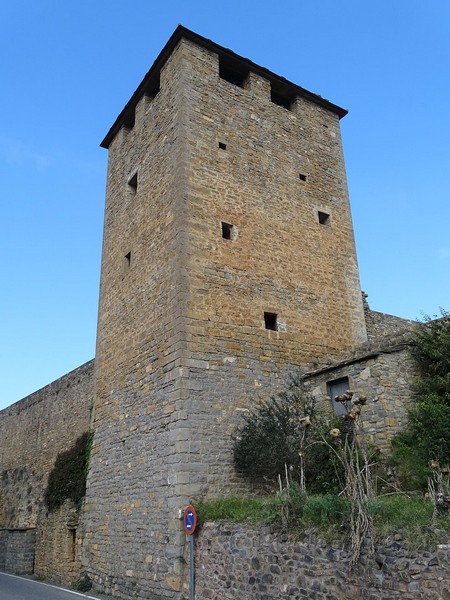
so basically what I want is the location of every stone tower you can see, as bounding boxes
[83,26,367,598]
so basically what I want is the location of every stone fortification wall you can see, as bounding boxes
[0,360,94,529]
[195,522,450,599]
[305,342,416,453]
[84,39,193,598]
[362,293,417,343]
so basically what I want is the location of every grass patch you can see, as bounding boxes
[197,493,450,545]
[303,495,350,527]
[196,496,280,525]
[368,495,450,544]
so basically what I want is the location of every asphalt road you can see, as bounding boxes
[0,573,113,600]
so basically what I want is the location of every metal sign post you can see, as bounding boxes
[183,505,197,600]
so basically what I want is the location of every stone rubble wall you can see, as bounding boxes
[34,500,82,585]
[194,522,450,600]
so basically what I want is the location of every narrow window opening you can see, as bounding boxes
[219,141,227,150]
[264,312,278,331]
[128,172,138,194]
[299,173,307,182]
[124,251,131,270]
[219,57,248,88]
[221,222,234,240]
[318,211,330,225]
[70,529,76,562]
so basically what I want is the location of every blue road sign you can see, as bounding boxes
[183,505,197,535]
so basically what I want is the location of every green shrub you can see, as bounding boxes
[233,375,341,493]
[411,310,450,403]
[393,400,450,489]
[392,311,450,490]
[44,431,93,511]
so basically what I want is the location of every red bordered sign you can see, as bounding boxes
[183,505,197,535]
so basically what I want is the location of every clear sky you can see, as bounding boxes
[0,0,449,410]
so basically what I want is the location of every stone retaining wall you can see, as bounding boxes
[194,522,450,599]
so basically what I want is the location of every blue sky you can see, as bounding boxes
[0,0,449,410]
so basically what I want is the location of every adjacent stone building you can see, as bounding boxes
[0,26,420,598]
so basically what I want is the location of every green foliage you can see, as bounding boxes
[392,311,450,490]
[44,431,93,512]
[411,310,450,403]
[72,575,92,592]
[393,400,450,489]
[233,375,341,493]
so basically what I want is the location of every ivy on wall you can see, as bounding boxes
[44,431,93,511]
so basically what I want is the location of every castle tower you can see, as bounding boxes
[83,27,367,598]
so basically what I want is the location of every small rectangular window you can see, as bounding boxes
[221,222,234,240]
[70,529,76,562]
[124,251,131,271]
[219,141,227,150]
[318,211,330,225]
[299,173,307,182]
[264,312,278,331]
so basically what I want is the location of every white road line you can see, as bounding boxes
[0,571,102,599]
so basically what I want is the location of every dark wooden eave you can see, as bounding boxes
[101,25,348,149]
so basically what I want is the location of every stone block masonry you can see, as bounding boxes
[34,500,82,585]
[83,26,369,599]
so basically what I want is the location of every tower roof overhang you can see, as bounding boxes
[100,25,348,149]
